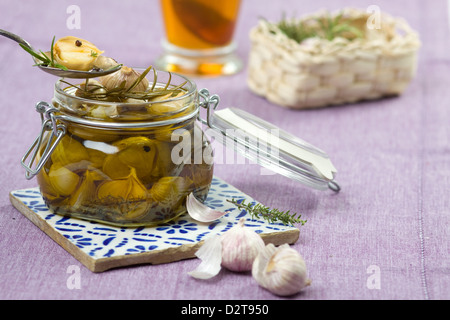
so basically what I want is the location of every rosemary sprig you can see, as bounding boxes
[277,16,317,43]
[275,11,364,43]
[316,12,363,41]
[65,65,187,102]
[19,36,68,70]
[227,198,307,227]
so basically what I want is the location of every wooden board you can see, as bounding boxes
[9,177,300,273]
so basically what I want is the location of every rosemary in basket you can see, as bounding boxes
[227,198,307,226]
[275,11,364,43]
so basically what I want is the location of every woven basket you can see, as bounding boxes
[247,8,421,109]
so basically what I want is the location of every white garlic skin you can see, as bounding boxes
[220,218,265,272]
[252,243,311,296]
[98,66,149,93]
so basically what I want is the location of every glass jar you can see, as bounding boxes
[23,71,214,227]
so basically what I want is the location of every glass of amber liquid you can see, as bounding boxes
[156,0,242,76]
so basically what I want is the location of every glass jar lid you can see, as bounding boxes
[198,89,340,192]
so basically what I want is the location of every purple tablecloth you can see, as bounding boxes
[0,0,448,300]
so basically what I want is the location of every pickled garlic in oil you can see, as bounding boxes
[97,168,149,219]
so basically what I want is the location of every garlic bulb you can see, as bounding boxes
[188,218,265,279]
[252,243,311,296]
[99,66,149,93]
[221,218,265,272]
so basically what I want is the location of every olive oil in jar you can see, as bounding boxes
[37,120,213,227]
[30,69,214,227]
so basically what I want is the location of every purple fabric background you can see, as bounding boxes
[0,0,448,300]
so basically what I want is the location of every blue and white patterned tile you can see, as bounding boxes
[10,177,298,261]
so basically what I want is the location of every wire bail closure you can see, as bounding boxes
[198,88,220,128]
[21,101,67,180]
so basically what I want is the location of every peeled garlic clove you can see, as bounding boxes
[97,169,143,200]
[68,125,119,143]
[148,91,185,115]
[53,36,104,71]
[186,192,227,222]
[252,243,311,296]
[66,169,100,208]
[75,79,105,94]
[221,218,265,272]
[113,136,157,179]
[150,176,187,207]
[48,164,80,196]
[37,166,60,201]
[102,154,131,179]
[85,147,107,169]
[92,55,119,71]
[97,168,149,219]
[99,66,149,93]
[75,79,107,100]
[89,105,119,119]
[51,135,89,167]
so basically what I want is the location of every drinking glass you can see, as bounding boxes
[156,0,242,76]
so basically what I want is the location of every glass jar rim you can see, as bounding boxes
[52,69,199,128]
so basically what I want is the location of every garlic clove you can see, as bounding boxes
[148,91,185,115]
[98,66,149,93]
[102,154,131,179]
[48,164,80,196]
[97,168,149,219]
[102,136,158,181]
[75,79,108,100]
[186,192,228,222]
[51,135,89,167]
[114,136,157,179]
[150,176,187,207]
[92,55,119,71]
[53,36,104,71]
[188,234,223,279]
[66,168,100,209]
[252,243,311,296]
[220,218,265,272]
